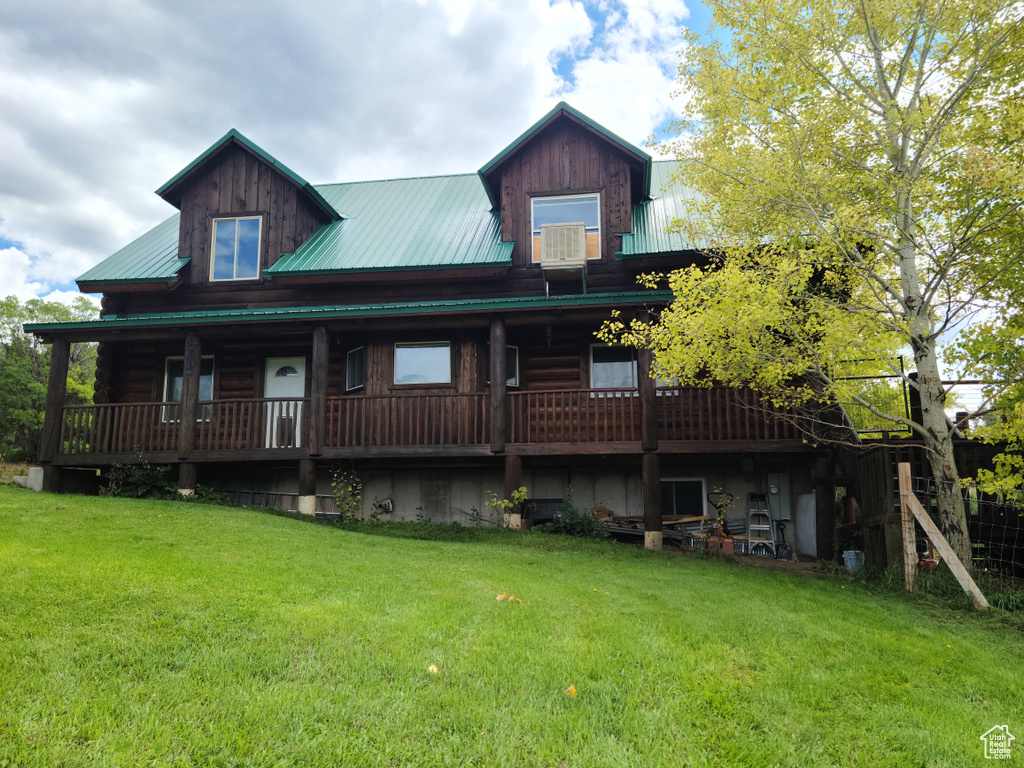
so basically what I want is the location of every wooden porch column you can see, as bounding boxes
[642,452,662,550]
[638,346,658,451]
[308,325,329,456]
[504,454,522,501]
[490,317,507,453]
[39,336,70,464]
[298,458,317,516]
[177,462,197,496]
[40,336,70,492]
[177,331,201,460]
[814,457,836,560]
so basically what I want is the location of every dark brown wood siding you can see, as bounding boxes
[177,145,330,285]
[498,122,633,266]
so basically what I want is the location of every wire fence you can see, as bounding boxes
[905,473,1024,607]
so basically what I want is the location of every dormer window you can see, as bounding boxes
[211,216,262,281]
[531,194,600,262]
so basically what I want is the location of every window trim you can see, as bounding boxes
[486,343,520,388]
[531,192,601,262]
[209,215,263,282]
[393,341,452,386]
[589,343,638,390]
[345,347,366,393]
[162,355,215,422]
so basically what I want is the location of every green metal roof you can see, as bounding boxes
[478,101,652,209]
[268,173,512,274]
[25,291,673,334]
[156,129,342,222]
[618,161,708,256]
[76,214,187,285]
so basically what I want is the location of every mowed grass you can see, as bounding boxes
[0,487,1021,767]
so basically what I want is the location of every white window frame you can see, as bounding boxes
[531,193,601,262]
[486,343,520,388]
[589,344,637,390]
[661,477,708,517]
[209,216,263,282]
[394,341,451,385]
[346,347,365,392]
[162,355,215,422]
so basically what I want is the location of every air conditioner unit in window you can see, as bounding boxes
[540,223,587,271]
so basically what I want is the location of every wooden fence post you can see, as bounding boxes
[897,462,989,610]
[897,463,917,592]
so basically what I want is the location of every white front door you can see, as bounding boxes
[264,357,306,448]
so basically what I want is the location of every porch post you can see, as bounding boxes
[177,462,197,496]
[489,317,507,453]
[39,336,70,492]
[177,331,201,460]
[642,452,662,550]
[638,346,658,451]
[503,454,522,501]
[814,457,836,560]
[298,458,317,516]
[309,325,329,456]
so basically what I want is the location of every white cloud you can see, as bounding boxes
[0,0,691,301]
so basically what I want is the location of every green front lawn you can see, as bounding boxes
[0,486,1020,767]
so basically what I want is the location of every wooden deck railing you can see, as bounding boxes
[656,387,800,441]
[60,402,178,455]
[56,387,802,457]
[508,389,640,444]
[195,398,307,451]
[325,393,489,447]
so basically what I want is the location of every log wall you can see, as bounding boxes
[498,122,633,266]
[176,144,330,285]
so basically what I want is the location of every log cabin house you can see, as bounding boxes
[26,102,835,556]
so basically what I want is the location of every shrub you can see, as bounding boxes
[330,465,362,520]
[534,487,604,539]
[101,460,176,499]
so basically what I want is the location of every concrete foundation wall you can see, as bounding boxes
[195,455,819,555]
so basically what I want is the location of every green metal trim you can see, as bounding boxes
[155,129,342,221]
[24,291,673,333]
[478,102,652,208]
[77,258,191,285]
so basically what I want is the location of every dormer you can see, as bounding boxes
[478,102,651,268]
[155,129,341,287]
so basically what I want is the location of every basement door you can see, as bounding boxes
[264,357,305,448]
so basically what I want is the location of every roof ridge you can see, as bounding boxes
[314,171,479,188]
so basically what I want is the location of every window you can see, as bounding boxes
[394,342,450,385]
[531,194,600,262]
[590,345,637,389]
[346,347,365,392]
[210,216,261,281]
[163,356,214,420]
[486,344,519,387]
[661,478,707,517]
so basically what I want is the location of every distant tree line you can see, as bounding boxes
[0,295,97,462]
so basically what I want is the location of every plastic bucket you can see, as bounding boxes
[843,550,865,573]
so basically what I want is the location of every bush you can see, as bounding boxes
[534,487,605,539]
[101,460,176,499]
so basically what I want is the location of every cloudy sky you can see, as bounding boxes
[0,0,708,304]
